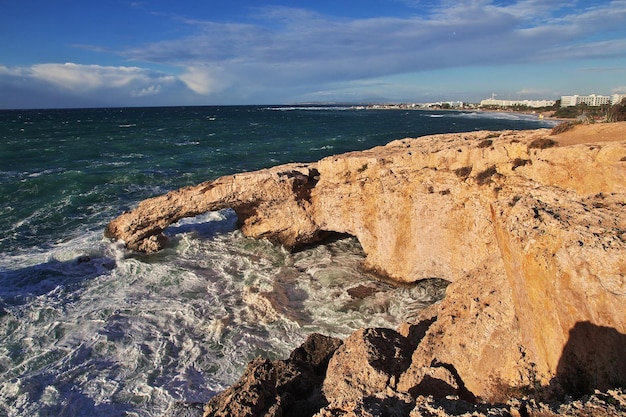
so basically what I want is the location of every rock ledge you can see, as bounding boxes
[106,123,626,413]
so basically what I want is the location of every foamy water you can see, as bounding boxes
[0,106,554,416]
[0,210,447,416]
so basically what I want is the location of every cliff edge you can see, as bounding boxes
[106,122,626,412]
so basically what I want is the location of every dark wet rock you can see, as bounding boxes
[203,333,343,417]
[203,357,280,417]
[289,333,343,374]
[161,401,205,417]
[346,285,379,299]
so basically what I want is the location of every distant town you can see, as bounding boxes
[360,92,626,121]
[363,92,626,111]
[481,93,626,108]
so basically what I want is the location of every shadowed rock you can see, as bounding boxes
[553,322,626,398]
[323,328,414,403]
[203,333,342,417]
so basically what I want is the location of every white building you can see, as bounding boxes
[612,94,626,105]
[560,95,578,107]
[479,98,555,108]
[560,94,611,107]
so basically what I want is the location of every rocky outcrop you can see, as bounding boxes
[202,324,626,417]
[105,165,322,252]
[203,333,342,417]
[322,328,415,403]
[108,122,626,404]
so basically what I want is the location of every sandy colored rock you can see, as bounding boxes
[105,165,321,252]
[406,388,626,417]
[314,392,414,417]
[107,122,626,401]
[399,366,460,398]
[322,328,414,403]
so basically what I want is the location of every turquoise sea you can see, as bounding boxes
[0,106,556,416]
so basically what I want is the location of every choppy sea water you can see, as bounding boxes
[0,106,556,416]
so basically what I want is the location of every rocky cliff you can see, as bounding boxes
[107,122,626,414]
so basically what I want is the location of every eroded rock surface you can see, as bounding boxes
[201,326,626,417]
[105,166,322,252]
[108,122,626,405]
[203,333,342,417]
[322,327,414,403]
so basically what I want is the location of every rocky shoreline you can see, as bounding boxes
[106,122,626,416]
[164,332,626,417]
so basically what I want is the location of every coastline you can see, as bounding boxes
[105,122,626,416]
[1,106,563,417]
[358,103,567,124]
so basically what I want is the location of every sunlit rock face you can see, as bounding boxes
[104,165,322,253]
[311,123,626,400]
[107,122,626,402]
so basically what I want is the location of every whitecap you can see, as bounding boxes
[309,145,333,151]
[0,221,447,417]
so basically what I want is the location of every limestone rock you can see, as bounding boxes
[398,366,460,398]
[203,357,279,417]
[206,334,626,417]
[406,388,626,417]
[313,392,414,417]
[322,328,414,403]
[107,122,626,401]
[105,165,321,252]
[289,332,344,374]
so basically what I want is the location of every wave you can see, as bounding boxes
[2,105,554,416]
[0,223,447,416]
[175,141,201,146]
[456,110,542,121]
[267,106,353,111]
[309,145,334,151]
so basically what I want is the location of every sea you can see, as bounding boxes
[0,106,556,416]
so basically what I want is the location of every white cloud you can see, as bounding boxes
[28,63,175,92]
[0,63,186,108]
[132,84,162,97]
[516,88,552,96]
[118,2,626,94]
[179,66,232,95]
[0,65,27,77]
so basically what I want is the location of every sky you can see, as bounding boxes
[1,0,626,109]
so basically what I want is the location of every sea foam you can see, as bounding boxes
[0,219,447,416]
[0,106,555,416]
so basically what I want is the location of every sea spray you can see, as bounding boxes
[0,224,448,416]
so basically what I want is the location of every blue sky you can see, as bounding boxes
[1,0,625,108]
